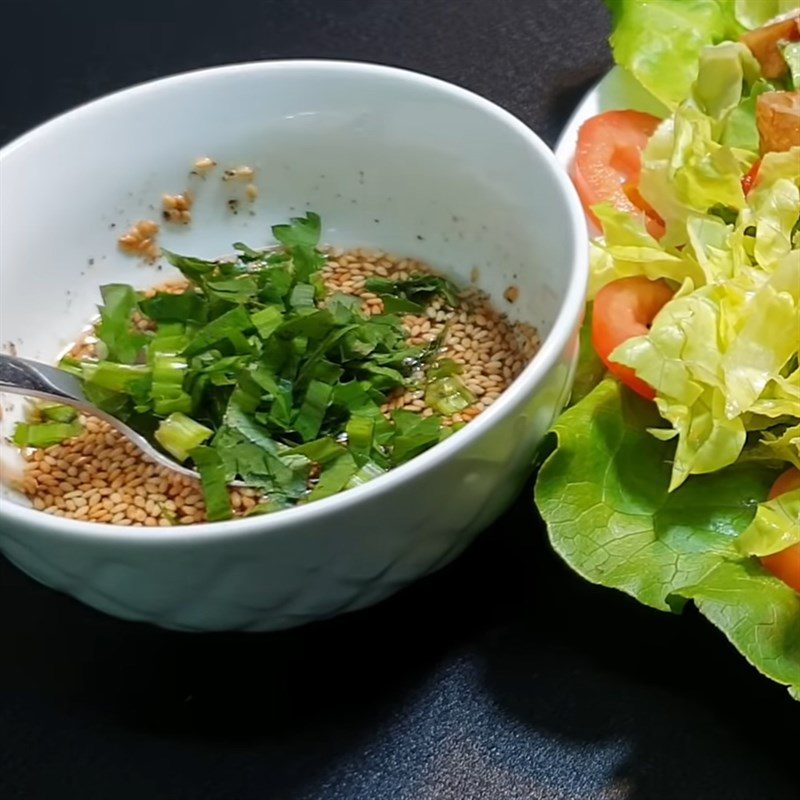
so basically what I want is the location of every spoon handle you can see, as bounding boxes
[0,353,237,484]
[0,354,89,406]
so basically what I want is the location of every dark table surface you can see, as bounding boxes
[1,2,796,799]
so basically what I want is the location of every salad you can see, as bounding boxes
[536,0,800,698]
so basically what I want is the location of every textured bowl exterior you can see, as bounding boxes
[1,359,573,631]
[0,61,586,630]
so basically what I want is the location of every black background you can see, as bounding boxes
[1,2,796,799]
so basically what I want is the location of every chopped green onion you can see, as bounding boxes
[190,445,232,521]
[424,375,475,416]
[182,306,252,358]
[294,380,333,441]
[13,420,83,448]
[391,412,444,464]
[285,437,347,465]
[426,359,462,379]
[82,362,151,394]
[155,412,213,462]
[139,291,206,323]
[381,296,425,314]
[346,414,375,455]
[365,274,460,308]
[289,283,316,309]
[251,305,284,340]
[39,403,77,423]
[346,460,386,488]
[308,452,358,500]
[150,354,191,414]
[95,284,147,364]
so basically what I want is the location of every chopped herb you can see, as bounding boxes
[60,213,476,516]
[155,412,213,462]
[190,445,232,521]
[39,403,78,423]
[308,451,358,500]
[95,284,147,364]
[425,375,475,416]
[365,274,460,308]
[13,420,84,448]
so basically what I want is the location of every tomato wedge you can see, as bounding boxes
[741,159,761,196]
[760,468,800,593]
[592,276,674,400]
[573,110,665,239]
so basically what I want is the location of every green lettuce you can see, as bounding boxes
[604,0,742,108]
[784,41,800,88]
[571,305,607,403]
[737,488,800,555]
[734,0,800,29]
[690,41,761,121]
[589,205,705,298]
[535,379,800,697]
[547,0,800,702]
[638,104,755,246]
[601,141,800,490]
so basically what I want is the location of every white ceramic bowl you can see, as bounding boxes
[0,61,587,631]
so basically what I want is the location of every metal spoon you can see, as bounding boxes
[0,353,201,480]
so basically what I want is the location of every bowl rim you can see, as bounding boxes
[0,58,588,543]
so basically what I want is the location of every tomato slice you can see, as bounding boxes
[572,110,665,239]
[760,468,800,593]
[592,276,674,400]
[741,159,761,196]
[768,467,800,501]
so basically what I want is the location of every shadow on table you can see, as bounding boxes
[473,506,798,800]
[2,489,796,800]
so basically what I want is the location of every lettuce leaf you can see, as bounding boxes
[734,0,800,29]
[589,205,705,297]
[737,488,800,555]
[678,560,800,697]
[571,305,607,403]
[639,104,755,246]
[604,0,741,108]
[602,135,800,489]
[690,41,761,121]
[535,379,800,697]
[784,41,800,88]
[612,252,799,488]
